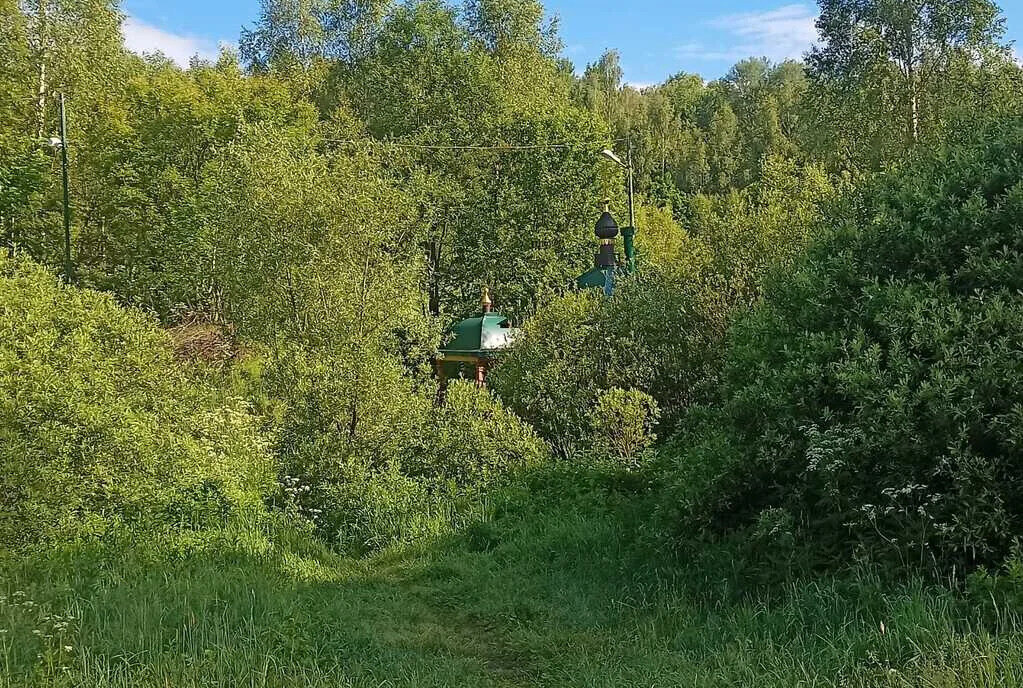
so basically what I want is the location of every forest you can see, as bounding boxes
[3,0,1023,684]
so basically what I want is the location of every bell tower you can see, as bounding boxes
[576,201,623,295]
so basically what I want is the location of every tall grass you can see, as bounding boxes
[3,488,1022,687]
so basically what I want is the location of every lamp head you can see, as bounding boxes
[600,149,625,167]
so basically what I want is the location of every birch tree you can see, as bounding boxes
[808,0,1008,147]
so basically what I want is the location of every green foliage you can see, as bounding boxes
[663,119,1023,573]
[489,291,601,455]
[3,8,1023,682]
[577,52,811,198]
[3,479,1023,687]
[807,0,1016,168]
[199,121,421,342]
[492,158,833,455]
[490,268,723,457]
[74,58,318,313]
[274,343,548,552]
[308,381,548,553]
[240,0,391,71]
[415,380,549,485]
[968,557,1023,631]
[587,388,660,465]
[0,255,273,550]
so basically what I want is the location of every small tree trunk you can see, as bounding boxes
[905,31,920,144]
[348,400,358,441]
[428,237,441,316]
[36,58,47,140]
[907,64,919,144]
[32,0,51,140]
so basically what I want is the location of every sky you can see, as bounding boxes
[122,0,1023,85]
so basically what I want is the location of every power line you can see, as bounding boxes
[323,137,626,152]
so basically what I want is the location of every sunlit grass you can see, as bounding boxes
[3,503,1022,687]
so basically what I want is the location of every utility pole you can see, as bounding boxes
[626,138,635,231]
[58,93,72,283]
[600,145,637,275]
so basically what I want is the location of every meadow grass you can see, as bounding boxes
[2,492,1022,687]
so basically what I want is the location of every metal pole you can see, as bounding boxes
[627,141,635,231]
[623,141,637,274]
[58,93,72,283]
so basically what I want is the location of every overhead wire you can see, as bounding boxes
[322,137,627,152]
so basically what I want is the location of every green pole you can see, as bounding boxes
[59,93,73,283]
[623,142,637,274]
[627,140,635,230]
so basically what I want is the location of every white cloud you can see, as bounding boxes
[675,41,748,63]
[677,4,819,64]
[122,16,222,67]
[627,82,655,90]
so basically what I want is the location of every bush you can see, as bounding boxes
[273,348,550,553]
[587,388,660,466]
[413,380,550,485]
[269,345,433,551]
[662,119,1023,573]
[0,256,273,550]
[489,292,605,456]
[313,378,553,553]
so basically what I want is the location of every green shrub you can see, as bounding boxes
[968,557,1023,630]
[587,388,660,466]
[273,349,550,553]
[663,119,1023,573]
[489,292,604,456]
[314,465,446,553]
[413,380,550,485]
[269,345,433,551]
[0,256,273,550]
[490,276,722,458]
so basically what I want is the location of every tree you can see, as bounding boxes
[705,100,739,192]
[665,119,1023,572]
[463,0,559,57]
[808,0,1009,151]
[1,0,133,271]
[0,254,272,549]
[578,50,624,129]
[0,0,45,252]
[724,57,771,102]
[240,0,392,71]
[659,71,704,124]
[18,0,126,135]
[337,0,612,320]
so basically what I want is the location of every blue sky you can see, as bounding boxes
[123,0,1023,84]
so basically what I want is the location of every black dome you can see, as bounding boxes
[595,211,619,240]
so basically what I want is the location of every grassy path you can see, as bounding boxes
[4,506,1023,686]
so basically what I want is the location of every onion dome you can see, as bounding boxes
[595,199,619,240]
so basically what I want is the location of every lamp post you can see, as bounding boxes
[600,144,636,274]
[44,93,73,283]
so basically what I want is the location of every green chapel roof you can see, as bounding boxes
[439,289,520,358]
[441,313,517,357]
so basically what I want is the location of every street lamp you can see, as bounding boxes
[600,145,636,274]
[42,93,73,283]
